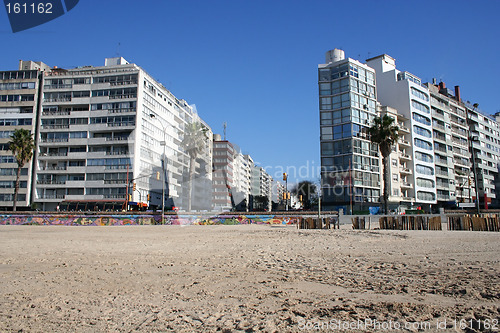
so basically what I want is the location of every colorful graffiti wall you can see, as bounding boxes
[0,214,301,226]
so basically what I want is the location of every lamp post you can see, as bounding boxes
[283,173,288,211]
[150,114,166,224]
[470,135,481,215]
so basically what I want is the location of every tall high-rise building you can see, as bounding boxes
[319,49,380,212]
[466,103,500,209]
[426,82,471,208]
[34,57,212,211]
[0,62,49,210]
[212,136,235,211]
[367,54,437,211]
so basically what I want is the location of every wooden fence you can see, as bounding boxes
[298,216,339,229]
[376,215,442,230]
[448,214,500,231]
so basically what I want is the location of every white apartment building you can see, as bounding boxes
[35,57,211,211]
[367,55,437,210]
[212,137,235,211]
[251,165,272,211]
[378,105,414,210]
[0,63,47,210]
[232,152,253,211]
[467,103,500,209]
[426,82,471,208]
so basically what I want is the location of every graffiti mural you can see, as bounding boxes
[0,214,301,226]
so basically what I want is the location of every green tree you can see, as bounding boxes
[291,180,317,210]
[8,129,35,211]
[181,120,208,211]
[369,115,399,214]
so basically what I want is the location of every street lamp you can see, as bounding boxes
[150,114,166,224]
[469,135,481,214]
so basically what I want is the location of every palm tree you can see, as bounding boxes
[8,128,35,211]
[181,120,208,211]
[369,115,399,214]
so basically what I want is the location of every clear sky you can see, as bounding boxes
[1,0,499,184]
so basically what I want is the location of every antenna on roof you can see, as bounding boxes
[116,42,121,57]
[223,122,227,140]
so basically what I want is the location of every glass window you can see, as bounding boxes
[321,142,333,156]
[320,112,332,125]
[416,164,434,175]
[414,138,432,150]
[415,151,433,163]
[319,83,330,96]
[412,113,431,126]
[321,127,333,140]
[417,191,435,201]
[411,87,429,101]
[417,178,435,188]
[411,100,430,113]
[413,125,432,138]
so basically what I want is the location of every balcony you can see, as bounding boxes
[107,122,136,128]
[433,123,445,131]
[435,158,448,166]
[40,138,69,143]
[451,127,467,138]
[39,194,65,200]
[108,94,137,100]
[399,152,411,160]
[108,108,136,114]
[436,170,448,176]
[42,110,70,116]
[398,124,410,133]
[41,124,70,130]
[44,84,72,90]
[39,166,67,171]
[400,168,412,174]
[436,182,449,189]
[401,196,413,201]
[401,182,412,188]
[399,139,411,146]
[437,194,449,201]
[433,134,447,142]
[37,180,66,185]
[432,110,445,119]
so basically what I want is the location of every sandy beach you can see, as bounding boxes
[0,225,498,332]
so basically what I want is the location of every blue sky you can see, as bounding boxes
[1,0,499,184]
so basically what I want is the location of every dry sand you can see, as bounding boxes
[0,225,499,332]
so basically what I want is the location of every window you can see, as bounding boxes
[320,97,332,110]
[321,142,333,156]
[392,159,397,166]
[416,178,435,188]
[417,191,435,201]
[415,151,433,163]
[418,114,432,129]
[413,125,431,138]
[69,132,87,139]
[321,127,333,140]
[416,164,434,175]
[414,138,432,150]
[320,112,332,125]
[392,174,398,181]
[411,100,430,113]
[411,87,429,101]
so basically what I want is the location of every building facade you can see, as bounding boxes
[0,64,46,210]
[319,49,380,212]
[367,54,437,211]
[34,57,211,211]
